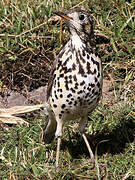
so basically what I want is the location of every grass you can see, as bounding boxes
[0,0,135,179]
[0,104,134,179]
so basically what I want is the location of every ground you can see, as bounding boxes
[0,0,135,179]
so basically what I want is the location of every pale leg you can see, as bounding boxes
[56,137,61,169]
[79,116,95,164]
[82,133,95,163]
[55,118,63,168]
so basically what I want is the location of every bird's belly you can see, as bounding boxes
[50,72,102,120]
[64,88,101,117]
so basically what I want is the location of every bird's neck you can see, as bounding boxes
[71,33,84,50]
[70,32,94,53]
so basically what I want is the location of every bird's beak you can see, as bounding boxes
[54,11,72,21]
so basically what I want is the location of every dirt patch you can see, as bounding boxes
[102,79,116,105]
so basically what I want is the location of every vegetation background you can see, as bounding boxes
[0,0,135,179]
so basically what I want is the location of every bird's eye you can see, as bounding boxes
[79,14,85,21]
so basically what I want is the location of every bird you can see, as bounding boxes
[44,8,103,168]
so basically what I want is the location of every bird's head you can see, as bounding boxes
[55,8,94,43]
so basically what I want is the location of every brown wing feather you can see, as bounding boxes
[46,46,66,101]
[46,60,57,101]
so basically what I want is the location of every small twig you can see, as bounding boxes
[60,19,63,45]
[14,54,33,74]
[71,0,88,9]
[0,33,53,39]
[97,24,114,35]
[16,22,48,37]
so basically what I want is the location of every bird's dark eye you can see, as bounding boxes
[79,14,85,20]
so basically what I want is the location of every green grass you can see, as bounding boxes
[0,104,134,179]
[0,0,135,179]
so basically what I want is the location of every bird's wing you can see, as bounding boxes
[46,42,69,101]
[46,59,57,101]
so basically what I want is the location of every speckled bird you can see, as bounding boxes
[44,8,103,168]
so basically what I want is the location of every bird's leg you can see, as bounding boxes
[55,118,63,169]
[56,137,61,169]
[43,115,57,144]
[82,133,95,163]
[79,116,95,164]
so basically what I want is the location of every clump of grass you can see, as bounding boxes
[0,103,134,179]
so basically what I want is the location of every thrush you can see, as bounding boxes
[44,8,103,168]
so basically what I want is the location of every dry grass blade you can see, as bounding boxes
[119,15,135,34]
[0,104,44,124]
[97,24,114,35]
[0,104,44,115]
[15,22,48,37]
[0,33,54,39]
[110,38,118,53]
[0,116,28,124]
[122,170,132,180]
[71,0,88,9]
[95,140,109,180]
